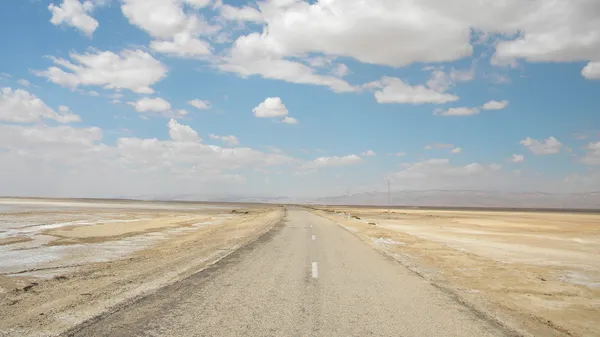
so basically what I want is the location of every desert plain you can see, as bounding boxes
[1,197,599,337]
[311,206,600,337]
[0,198,283,336]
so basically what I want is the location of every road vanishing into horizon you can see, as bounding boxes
[67,209,511,337]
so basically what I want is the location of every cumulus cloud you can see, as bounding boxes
[332,64,349,77]
[0,119,297,197]
[218,33,356,93]
[17,79,31,87]
[582,62,600,80]
[482,100,509,110]
[121,0,217,58]
[361,150,376,156]
[169,118,201,142]
[451,147,462,154]
[366,77,459,104]
[389,158,530,191]
[130,97,171,113]
[188,99,211,110]
[49,0,98,36]
[208,0,600,91]
[511,154,525,163]
[217,2,264,23]
[253,97,288,117]
[449,67,475,82]
[183,0,212,8]
[581,142,600,165]
[35,49,167,94]
[520,136,562,155]
[238,0,472,68]
[434,107,479,116]
[0,87,80,123]
[281,116,298,124]
[209,134,240,146]
[302,154,362,170]
[487,0,600,71]
[150,36,212,57]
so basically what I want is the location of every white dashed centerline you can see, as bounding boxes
[312,262,318,278]
[311,235,316,241]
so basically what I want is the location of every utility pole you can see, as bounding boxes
[387,178,391,207]
[385,177,392,218]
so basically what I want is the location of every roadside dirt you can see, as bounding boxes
[311,207,600,337]
[0,207,284,337]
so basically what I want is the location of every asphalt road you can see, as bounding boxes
[68,209,510,337]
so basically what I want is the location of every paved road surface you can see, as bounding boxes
[68,209,510,337]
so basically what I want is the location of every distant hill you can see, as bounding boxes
[311,190,600,210]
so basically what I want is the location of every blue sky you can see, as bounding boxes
[0,0,599,199]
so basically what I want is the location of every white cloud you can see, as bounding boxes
[332,64,349,77]
[485,73,512,84]
[395,152,406,157]
[281,116,298,125]
[150,36,212,57]
[121,0,216,57]
[367,77,458,104]
[218,33,356,93]
[242,0,472,68]
[424,143,454,150]
[121,0,189,39]
[188,99,211,110]
[488,0,600,71]
[253,97,288,118]
[49,0,98,36]
[218,3,264,23]
[0,87,80,123]
[511,154,525,163]
[306,56,336,68]
[389,158,531,191]
[451,147,462,154]
[130,97,171,113]
[520,137,562,155]
[183,0,212,8]
[424,67,474,94]
[209,134,240,146]
[87,90,99,96]
[17,79,31,87]
[35,49,167,94]
[582,62,600,80]
[434,107,479,116]
[0,120,297,197]
[482,100,509,110]
[426,70,452,93]
[581,142,600,165]
[449,67,475,82]
[361,150,376,156]
[0,124,102,150]
[302,154,362,170]
[169,118,201,142]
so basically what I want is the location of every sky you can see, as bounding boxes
[0,0,599,199]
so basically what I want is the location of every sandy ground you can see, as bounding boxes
[0,198,284,337]
[311,207,600,337]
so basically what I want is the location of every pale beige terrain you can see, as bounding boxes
[311,207,600,337]
[0,198,284,337]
